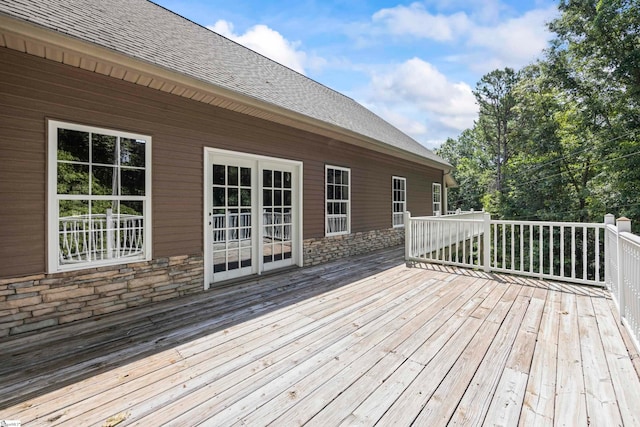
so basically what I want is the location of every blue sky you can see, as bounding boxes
[154,0,559,149]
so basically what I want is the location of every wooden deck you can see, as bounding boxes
[1,247,639,426]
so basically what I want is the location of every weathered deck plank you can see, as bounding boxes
[1,246,639,427]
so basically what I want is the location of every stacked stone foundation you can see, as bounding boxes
[304,227,404,266]
[0,255,203,338]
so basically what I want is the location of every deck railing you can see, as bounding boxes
[59,210,144,264]
[405,211,639,352]
[604,215,640,353]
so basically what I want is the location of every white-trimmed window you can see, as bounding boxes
[48,120,152,272]
[392,176,406,227]
[325,165,350,236]
[432,182,442,216]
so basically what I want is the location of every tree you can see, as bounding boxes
[436,128,490,211]
[473,68,520,194]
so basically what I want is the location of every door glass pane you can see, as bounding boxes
[211,162,253,282]
[240,167,251,186]
[228,166,238,186]
[213,165,225,185]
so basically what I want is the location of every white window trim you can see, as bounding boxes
[325,165,351,236]
[47,120,152,273]
[392,176,406,228]
[432,182,442,216]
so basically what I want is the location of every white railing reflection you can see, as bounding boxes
[59,210,144,264]
[211,211,292,242]
[264,211,291,241]
[327,214,348,235]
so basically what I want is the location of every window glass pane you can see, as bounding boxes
[284,172,292,188]
[59,199,89,218]
[228,166,238,186]
[58,200,90,264]
[92,133,117,165]
[121,138,146,167]
[213,165,225,185]
[92,200,118,216]
[121,168,145,196]
[335,185,342,200]
[284,190,292,206]
[274,190,282,206]
[327,184,334,200]
[342,185,349,200]
[263,170,272,187]
[58,129,89,162]
[327,202,334,214]
[334,170,342,184]
[274,171,282,188]
[241,167,251,186]
[327,168,334,184]
[92,166,117,195]
[121,200,143,216]
[57,163,89,195]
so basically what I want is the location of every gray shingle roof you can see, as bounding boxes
[0,0,449,168]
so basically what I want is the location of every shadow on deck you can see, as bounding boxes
[1,246,639,426]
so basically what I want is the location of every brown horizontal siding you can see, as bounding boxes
[0,47,444,278]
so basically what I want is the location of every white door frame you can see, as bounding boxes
[203,147,303,289]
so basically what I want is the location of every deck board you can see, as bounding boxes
[1,246,639,426]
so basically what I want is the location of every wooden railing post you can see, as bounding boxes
[483,212,491,272]
[404,211,411,266]
[617,217,631,318]
[604,214,615,288]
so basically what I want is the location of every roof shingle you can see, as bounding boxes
[0,0,450,167]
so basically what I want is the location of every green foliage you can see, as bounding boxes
[442,0,640,230]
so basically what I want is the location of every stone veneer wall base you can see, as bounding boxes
[303,228,404,266]
[0,255,203,338]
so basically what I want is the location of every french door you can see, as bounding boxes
[205,149,302,287]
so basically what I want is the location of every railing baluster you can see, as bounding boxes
[519,225,523,272]
[550,225,554,276]
[529,224,533,273]
[511,224,515,271]
[583,226,588,280]
[560,226,565,279]
[595,227,600,282]
[494,222,498,268]
[571,226,576,279]
[501,224,506,269]
[539,224,543,276]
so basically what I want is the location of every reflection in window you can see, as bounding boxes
[50,121,150,271]
[392,176,406,227]
[326,165,350,236]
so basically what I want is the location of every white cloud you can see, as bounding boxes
[466,7,557,71]
[209,20,310,74]
[368,2,557,73]
[362,58,478,147]
[372,3,471,42]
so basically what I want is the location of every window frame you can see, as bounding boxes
[47,120,152,273]
[325,165,351,236]
[432,182,442,216]
[392,176,406,228]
